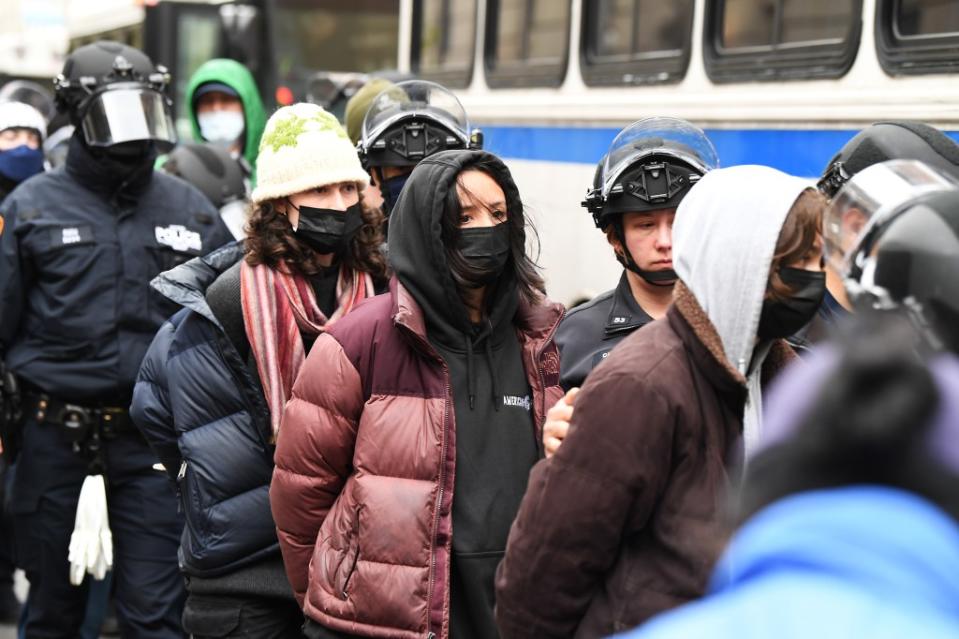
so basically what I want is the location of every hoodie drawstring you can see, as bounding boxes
[464,319,499,411]
[466,336,476,410]
[485,338,500,412]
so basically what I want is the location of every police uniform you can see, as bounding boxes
[0,129,232,636]
[554,273,653,391]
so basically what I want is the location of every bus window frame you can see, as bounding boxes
[484,0,572,89]
[579,0,694,87]
[703,0,863,83]
[411,0,477,89]
[875,0,959,75]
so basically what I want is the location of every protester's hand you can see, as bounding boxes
[544,387,580,458]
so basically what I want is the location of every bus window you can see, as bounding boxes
[485,0,572,88]
[175,9,221,138]
[581,0,694,86]
[876,0,959,75]
[413,0,477,88]
[271,0,399,101]
[705,0,861,82]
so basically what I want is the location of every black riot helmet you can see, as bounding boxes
[357,80,481,169]
[582,117,718,285]
[161,143,248,240]
[856,189,959,354]
[818,121,959,199]
[825,159,959,352]
[53,41,176,152]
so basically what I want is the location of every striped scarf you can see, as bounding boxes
[240,260,375,437]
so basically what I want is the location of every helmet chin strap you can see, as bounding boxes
[613,219,677,287]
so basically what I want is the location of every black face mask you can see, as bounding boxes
[381,172,411,217]
[757,267,827,340]
[454,223,511,288]
[292,201,364,255]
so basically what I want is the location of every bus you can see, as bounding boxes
[404,0,959,303]
[144,0,959,304]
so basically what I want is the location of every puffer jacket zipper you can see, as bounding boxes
[427,370,452,638]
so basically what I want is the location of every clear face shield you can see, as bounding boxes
[79,85,177,152]
[360,80,472,162]
[600,117,719,200]
[823,159,959,289]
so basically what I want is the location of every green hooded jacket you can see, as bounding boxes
[186,59,267,184]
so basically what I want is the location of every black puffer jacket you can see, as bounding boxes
[130,242,279,577]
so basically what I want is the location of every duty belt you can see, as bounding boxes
[25,392,136,440]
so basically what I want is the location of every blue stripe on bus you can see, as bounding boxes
[480,125,959,177]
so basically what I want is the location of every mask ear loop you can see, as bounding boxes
[284,197,300,231]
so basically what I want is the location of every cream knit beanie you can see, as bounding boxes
[251,103,368,204]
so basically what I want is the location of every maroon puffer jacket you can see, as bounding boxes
[270,277,564,638]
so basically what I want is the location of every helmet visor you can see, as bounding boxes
[360,80,469,149]
[602,117,719,198]
[824,159,959,277]
[80,87,176,151]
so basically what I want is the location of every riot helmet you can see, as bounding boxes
[582,117,718,285]
[358,80,480,169]
[54,41,176,152]
[162,142,248,240]
[825,159,959,351]
[818,121,959,199]
[862,189,959,353]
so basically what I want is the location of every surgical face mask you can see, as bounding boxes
[381,172,411,216]
[757,267,827,340]
[198,110,245,147]
[292,201,364,255]
[0,144,44,184]
[454,223,511,288]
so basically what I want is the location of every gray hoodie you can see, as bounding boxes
[673,165,812,453]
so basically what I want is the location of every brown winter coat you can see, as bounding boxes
[270,278,564,638]
[495,281,795,638]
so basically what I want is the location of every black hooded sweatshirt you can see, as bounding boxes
[391,150,541,638]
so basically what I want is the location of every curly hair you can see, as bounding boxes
[244,186,388,283]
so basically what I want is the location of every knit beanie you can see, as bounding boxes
[251,103,368,204]
[344,78,396,145]
[0,101,46,140]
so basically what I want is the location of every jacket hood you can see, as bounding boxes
[186,59,267,179]
[713,487,959,618]
[673,165,811,451]
[387,150,525,350]
[150,241,246,325]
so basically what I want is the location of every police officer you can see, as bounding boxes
[823,158,959,354]
[789,121,959,353]
[161,142,248,239]
[0,41,232,637]
[555,117,719,392]
[357,79,482,221]
[543,119,718,458]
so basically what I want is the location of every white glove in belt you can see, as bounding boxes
[67,474,113,586]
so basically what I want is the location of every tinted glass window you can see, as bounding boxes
[721,0,854,48]
[493,0,570,66]
[416,0,476,86]
[897,0,959,37]
[272,0,398,76]
[592,0,693,58]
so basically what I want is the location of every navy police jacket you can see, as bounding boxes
[131,243,280,577]
[555,272,654,391]
[0,136,233,402]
